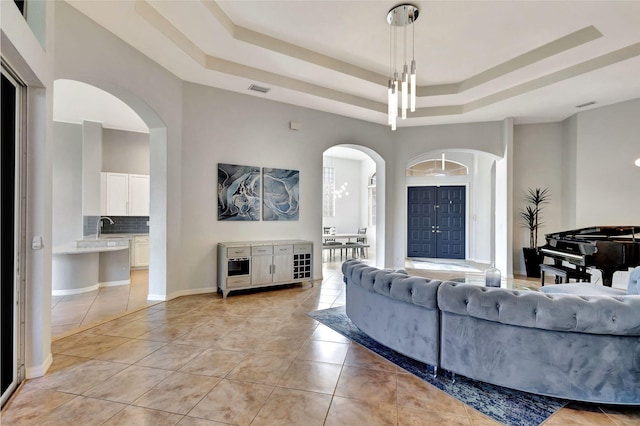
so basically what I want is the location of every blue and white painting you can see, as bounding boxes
[262,168,299,221]
[218,163,261,221]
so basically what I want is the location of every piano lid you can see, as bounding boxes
[546,226,640,241]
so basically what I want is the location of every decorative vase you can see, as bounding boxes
[485,264,501,287]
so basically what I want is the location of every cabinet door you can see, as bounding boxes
[129,174,150,216]
[134,236,150,267]
[100,172,107,215]
[251,255,273,285]
[272,254,293,283]
[106,173,129,215]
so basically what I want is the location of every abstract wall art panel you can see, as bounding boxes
[218,163,261,221]
[263,168,299,221]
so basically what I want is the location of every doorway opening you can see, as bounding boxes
[322,145,384,265]
[51,79,159,338]
[1,65,26,407]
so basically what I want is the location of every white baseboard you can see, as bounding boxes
[99,279,130,287]
[52,279,130,296]
[52,283,99,296]
[26,353,53,379]
[148,286,217,302]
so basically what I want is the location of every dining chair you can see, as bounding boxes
[344,227,368,259]
[322,227,343,261]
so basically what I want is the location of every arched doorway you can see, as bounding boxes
[406,150,499,266]
[322,145,385,266]
[51,79,167,335]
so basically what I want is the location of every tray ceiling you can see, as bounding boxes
[63,0,640,129]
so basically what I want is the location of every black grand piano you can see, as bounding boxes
[539,225,640,287]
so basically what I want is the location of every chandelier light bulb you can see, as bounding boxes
[401,65,409,119]
[410,59,416,112]
[387,4,419,130]
[387,80,394,125]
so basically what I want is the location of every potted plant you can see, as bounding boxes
[519,187,550,278]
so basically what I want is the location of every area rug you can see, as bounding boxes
[308,306,567,426]
[409,258,481,272]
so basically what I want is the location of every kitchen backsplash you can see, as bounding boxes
[84,215,150,236]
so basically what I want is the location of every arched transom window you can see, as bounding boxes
[406,156,468,177]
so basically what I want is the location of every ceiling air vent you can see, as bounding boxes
[248,84,270,94]
[576,101,596,108]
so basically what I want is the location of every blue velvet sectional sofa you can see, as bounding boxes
[342,259,640,405]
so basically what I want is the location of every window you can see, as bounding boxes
[368,173,376,227]
[406,158,468,177]
[322,167,335,217]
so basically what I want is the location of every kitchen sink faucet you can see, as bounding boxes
[96,216,115,238]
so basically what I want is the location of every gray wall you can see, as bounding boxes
[52,122,83,246]
[512,122,563,273]
[574,98,640,226]
[102,128,150,174]
[82,120,102,216]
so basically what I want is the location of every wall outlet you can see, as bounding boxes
[146,221,149,226]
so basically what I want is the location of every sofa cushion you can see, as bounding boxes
[629,266,640,295]
[541,283,626,296]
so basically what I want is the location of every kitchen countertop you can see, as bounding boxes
[53,243,130,255]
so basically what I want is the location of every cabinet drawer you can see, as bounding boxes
[227,247,250,257]
[274,244,293,255]
[252,245,273,256]
[227,276,251,288]
[294,244,312,254]
[135,235,149,243]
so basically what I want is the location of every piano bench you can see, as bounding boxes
[540,264,591,286]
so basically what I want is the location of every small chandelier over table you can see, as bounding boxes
[387,3,419,131]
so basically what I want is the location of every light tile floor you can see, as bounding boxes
[51,269,157,339]
[3,261,639,425]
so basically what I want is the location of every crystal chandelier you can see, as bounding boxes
[387,4,419,131]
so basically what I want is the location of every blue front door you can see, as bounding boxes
[407,186,465,259]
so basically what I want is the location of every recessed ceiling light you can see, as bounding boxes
[575,101,596,108]
[634,158,640,167]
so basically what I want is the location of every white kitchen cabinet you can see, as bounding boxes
[101,172,150,216]
[105,172,129,216]
[131,235,150,268]
[218,240,313,298]
[128,174,150,216]
[100,173,107,215]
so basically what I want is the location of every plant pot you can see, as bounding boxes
[523,247,542,278]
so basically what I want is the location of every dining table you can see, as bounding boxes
[322,233,363,243]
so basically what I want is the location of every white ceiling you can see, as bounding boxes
[59,0,640,132]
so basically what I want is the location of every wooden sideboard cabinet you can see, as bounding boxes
[217,240,313,298]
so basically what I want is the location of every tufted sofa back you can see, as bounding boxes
[438,281,640,336]
[342,259,444,310]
